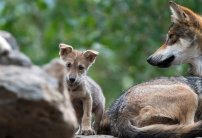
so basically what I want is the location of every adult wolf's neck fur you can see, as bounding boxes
[184,76,202,94]
[189,56,202,77]
[188,12,202,76]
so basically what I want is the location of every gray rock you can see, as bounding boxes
[0,50,32,67]
[0,65,77,138]
[0,30,19,50]
[0,30,32,67]
[42,58,65,93]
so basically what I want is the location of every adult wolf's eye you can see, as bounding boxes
[78,65,84,70]
[169,34,175,39]
[168,34,178,44]
[66,63,71,68]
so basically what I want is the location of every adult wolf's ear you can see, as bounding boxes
[169,1,190,23]
[83,50,99,63]
[59,43,73,60]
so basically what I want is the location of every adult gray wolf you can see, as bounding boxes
[102,2,202,138]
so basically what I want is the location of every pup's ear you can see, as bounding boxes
[83,50,99,63]
[169,1,189,23]
[59,43,73,60]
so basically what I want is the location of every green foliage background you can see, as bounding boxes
[1,0,201,106]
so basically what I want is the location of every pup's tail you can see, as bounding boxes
[116,118,202,138]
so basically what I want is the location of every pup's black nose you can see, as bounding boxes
[69,78,76,83]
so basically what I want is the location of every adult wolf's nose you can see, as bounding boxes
[147,56,158,66]
[147,56,153,65]
[69,78,76,83]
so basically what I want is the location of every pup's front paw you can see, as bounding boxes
[80,129,95,135]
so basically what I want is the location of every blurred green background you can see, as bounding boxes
[1,0,201,107]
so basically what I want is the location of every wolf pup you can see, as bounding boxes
[103,2,202,138]
[59,43,105,135]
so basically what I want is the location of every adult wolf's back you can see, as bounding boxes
[108,77,202,138]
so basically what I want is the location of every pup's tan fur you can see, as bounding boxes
[59,43,105,135]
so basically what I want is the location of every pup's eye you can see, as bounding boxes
[66,63,71,68]
[78,65,84,70]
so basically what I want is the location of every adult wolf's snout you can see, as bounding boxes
[147,55,175,68]
[147,56,155,65]
[147,55,163,66]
